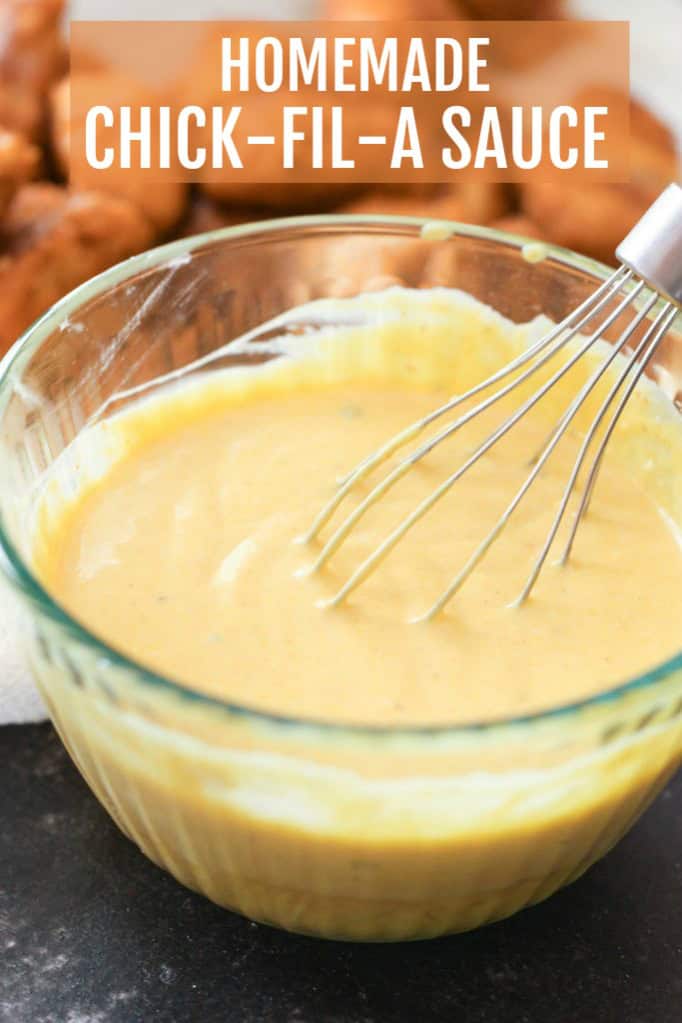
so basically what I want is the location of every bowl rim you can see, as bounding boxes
[0,212,680,739]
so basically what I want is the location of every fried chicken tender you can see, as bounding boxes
[185,13,492,212]
[200,90,414,211]
[521,186,640,265]
[626,95,680,190]
[291,184,504,302]
[171,29,339,212]
[49,74,188,235]
[299,233,431,300]
[491,214,544,240]
[0,128,39,219]
[185,13,461,211]
[0,0,66,141]
[303,184,508,300]
[420,213,546,296]
[178,195,265,239]
[48,75,69,162]
[520,95,678,265]
[0,183,154,352]
[341,183,509,225]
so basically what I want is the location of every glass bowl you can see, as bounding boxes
[0,217,681,942]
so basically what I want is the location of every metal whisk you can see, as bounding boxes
[299,183,682,620]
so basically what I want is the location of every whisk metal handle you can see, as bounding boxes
[616,182,682,305]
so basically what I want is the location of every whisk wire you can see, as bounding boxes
[515,294,668,604]
[304,272,636,575]
[560,301,678,564]
[418,289,660,621]
[301,181,682,617]
[300,266,631,545]
[317,280,646,609]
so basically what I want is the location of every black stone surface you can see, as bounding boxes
[1,722,681,1023]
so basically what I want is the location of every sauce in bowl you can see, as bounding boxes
[30,287,682,939]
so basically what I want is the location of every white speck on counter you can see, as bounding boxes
[159,964,176,985]
[1,935,140,1023]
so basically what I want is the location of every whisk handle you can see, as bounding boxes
[616,183,682,305]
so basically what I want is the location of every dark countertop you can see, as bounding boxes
[1,723,681,1023]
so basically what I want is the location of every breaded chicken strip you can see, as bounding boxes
[196,90,372,212]
[0,0,66,141]
[0,183,153,352]
[520,95,678,265]
[50,74,189,235]
[187,14,453,211]
[0,128,39,219]
[491,214,544,240]
[178,195,264,239]
[288,185,504,303]
[340,184,509,225]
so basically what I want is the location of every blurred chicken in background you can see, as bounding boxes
[0,0,677,353]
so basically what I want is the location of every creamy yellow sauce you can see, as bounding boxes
[36,288,682,726]
[29,287,682,940]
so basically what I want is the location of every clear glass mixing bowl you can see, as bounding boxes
[0,217,680,941]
